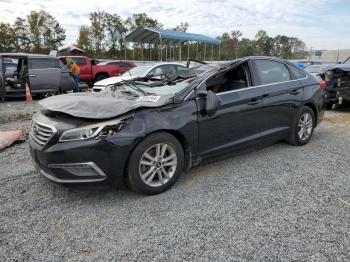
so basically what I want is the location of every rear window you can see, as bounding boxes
[29,58,60,69]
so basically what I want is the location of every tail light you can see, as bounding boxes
[319,81,326,90]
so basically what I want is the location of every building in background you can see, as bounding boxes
[309,49,350,63]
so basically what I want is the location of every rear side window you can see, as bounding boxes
[289,66,307,79]
[70,58,87,66]
[254,60,291,85]
[29,58,60,69]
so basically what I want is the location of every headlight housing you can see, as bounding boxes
[59,115,133,142]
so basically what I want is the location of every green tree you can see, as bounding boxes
[230,30,242,59]
[105,13,127,56]
[172,22,189,32]
[90,11,107,54]
[255,30,274,56]
[0,22,15,52]
[125,13,163,30]
[13,17,31,52]
[27,10,65,53]
[76,26,93,52]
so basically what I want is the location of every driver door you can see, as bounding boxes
[197,61,265,159]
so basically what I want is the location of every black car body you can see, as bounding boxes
[29,56,326,194]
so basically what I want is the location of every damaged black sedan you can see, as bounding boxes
[29,56,326,194]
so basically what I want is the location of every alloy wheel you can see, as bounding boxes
[139,143,177,187]
[297,112,313,141]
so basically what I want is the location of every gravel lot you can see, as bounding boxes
[0,99,350,261]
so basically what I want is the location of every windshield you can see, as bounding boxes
[123,66,151,76]
[116,78,195,97]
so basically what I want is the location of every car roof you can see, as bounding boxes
[0,53,57,59]
[150,62,186,67]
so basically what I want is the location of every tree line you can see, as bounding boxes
[0,10,307,60]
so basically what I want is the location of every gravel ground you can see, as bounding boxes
[0,100,350,261]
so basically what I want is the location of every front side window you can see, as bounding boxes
[206,64,250,94]
[29,58,60,69]
[255,60,291,85]
[289,66,307,79]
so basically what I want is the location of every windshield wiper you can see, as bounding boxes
[123,81,152,95]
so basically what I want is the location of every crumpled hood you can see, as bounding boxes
[39,90,173,119]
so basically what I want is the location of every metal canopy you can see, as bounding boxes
[125,27,221,45]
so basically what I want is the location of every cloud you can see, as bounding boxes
[0,0,349,49]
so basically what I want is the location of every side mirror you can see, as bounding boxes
[197,90,219,116]
[206,90,220,116]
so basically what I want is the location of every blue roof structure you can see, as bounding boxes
[125,27,221,46]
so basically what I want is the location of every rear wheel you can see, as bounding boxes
[127,132,184,195]
[288,106,315,146]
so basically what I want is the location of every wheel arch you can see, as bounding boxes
[304,102,318,127]
[124,129,192,179]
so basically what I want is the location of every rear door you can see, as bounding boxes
[28,58,60,92]
[252,58,304,138]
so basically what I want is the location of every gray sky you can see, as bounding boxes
[1,0,349,50]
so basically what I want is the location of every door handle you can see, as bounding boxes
[247,99,261,106]
[290,89,301,95]
[28,74,36,77]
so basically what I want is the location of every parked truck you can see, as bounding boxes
[59,56,120,85]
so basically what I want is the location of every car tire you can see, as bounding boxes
[288,106,315,146]
[127,132,184,195]
[39,91,57,99]
[94,74,108,83]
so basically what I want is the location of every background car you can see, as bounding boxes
[59,56,121,85]
[92,62,187,92]
[97,60,136,74]
[0,54,74,98]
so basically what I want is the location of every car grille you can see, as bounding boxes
[29,120,56,149]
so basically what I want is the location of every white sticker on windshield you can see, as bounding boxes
[136,96,161,102]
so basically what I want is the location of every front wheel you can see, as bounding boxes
[94,74,108,83]
[127,132,184,195]
[288,106,315,146]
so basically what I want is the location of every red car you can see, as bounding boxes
[97,60,136,74]
[59,56,121,84]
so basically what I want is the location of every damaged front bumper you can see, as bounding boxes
[29,137,130,186]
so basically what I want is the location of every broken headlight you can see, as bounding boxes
[59,116,132,142]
